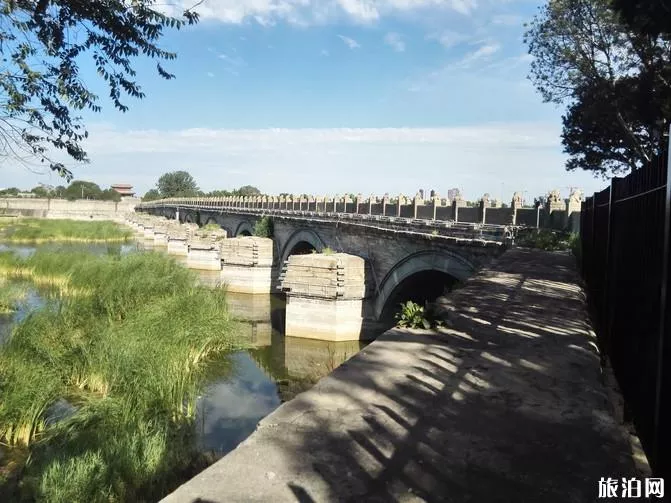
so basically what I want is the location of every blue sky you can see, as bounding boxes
[2,0,608,202]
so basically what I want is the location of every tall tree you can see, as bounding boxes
[156,171,199,198]
[525,0,671,176]
[611,0,671,37]
[0,1,200,179]
[236,185,262,197]
[143,188,161,201]
[63,180,102,200]
[30,185,49,198]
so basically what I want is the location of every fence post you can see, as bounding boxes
[590,192,597,290]
[653,127,671,472]
[602,179,617,357]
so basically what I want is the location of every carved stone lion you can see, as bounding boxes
[548,189,562,204]
[569,189,583,204]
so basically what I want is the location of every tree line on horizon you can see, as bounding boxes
[0,181,122,202]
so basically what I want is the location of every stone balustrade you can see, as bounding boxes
[137,189,583,232]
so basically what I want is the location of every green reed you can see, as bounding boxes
[0,219,133,243]
[0,249,244,501]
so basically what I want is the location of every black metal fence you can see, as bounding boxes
[581,136,670,479]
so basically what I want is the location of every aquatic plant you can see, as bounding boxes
[395,300,431,329]
[0,248,244,501]
[0,219,133,243]
[0,279,27,313]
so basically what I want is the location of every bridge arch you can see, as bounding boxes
[279,229,326,266]
[201,217,233,236]
[374,250,475,322]
[235,220,254,237]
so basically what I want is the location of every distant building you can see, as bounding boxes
[111,184,135,197]
[447,188,461,202]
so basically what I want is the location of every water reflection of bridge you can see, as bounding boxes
[225,291,366,387]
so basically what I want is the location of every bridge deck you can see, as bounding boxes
[162,249,641,503]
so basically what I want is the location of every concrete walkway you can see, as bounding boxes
[163,248,640,503]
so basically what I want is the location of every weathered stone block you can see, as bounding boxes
[220,237,274,294]
[220,237,273,267]
[167,238,188,256]
[221,264,273,294]
[186,247,221,271]
[280,253,365,299]
[281,253,366,341]
[153,231,168,246]
[285,296,363,341]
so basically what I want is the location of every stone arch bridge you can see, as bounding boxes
[139,200,507,327]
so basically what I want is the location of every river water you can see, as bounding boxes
[0,241,367,458]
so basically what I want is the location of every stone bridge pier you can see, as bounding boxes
[133,205,506,341]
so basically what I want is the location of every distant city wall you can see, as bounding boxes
[0,198,138,220]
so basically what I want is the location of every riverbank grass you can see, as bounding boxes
[0,249,245,501]
[0,218,132,243]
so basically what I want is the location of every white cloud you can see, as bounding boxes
[1,122,604,200]
[321,49,330,56]
[217,52,245,76]
[206,72,215,77]
[337,34,360,49]
[384,32,405,52]
[457,40,501,67]
[159,0,478,26]
[427,30,471,49]
[218,53,246,66]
